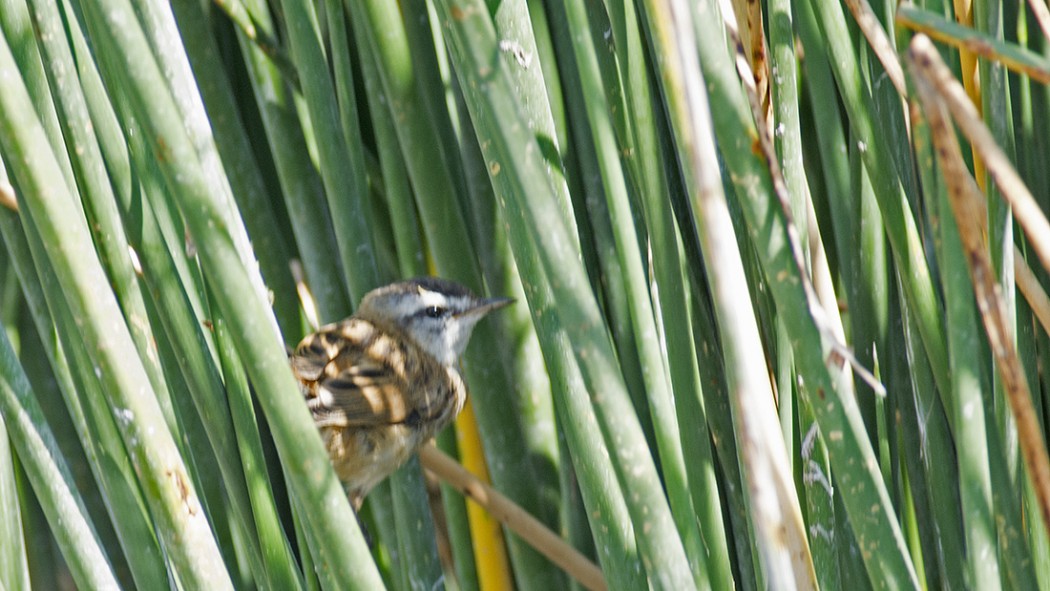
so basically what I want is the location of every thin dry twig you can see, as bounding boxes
[1014,245,1050,338]
[906,35,1050,277]
[721,0,771,126]
[1026,0,1050,45]
[724,0,872,400]
[908,33,1050,536]
[290,259,320,331]
[419,445,607,591]
[842,0,906,95]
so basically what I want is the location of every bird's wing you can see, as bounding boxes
[292,319,421,428]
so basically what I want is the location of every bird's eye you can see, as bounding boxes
[424,306,446,318]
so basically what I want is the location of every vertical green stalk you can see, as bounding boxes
[233,0,350,323]
[350,3,563,587]
[658,0,921,583]
[167,0,300,336]
[544,0,655,448]
[805,0,950,400]
[436,1,694,587]
[645,0,817,585]
[1,207,168,589]
[27,0,179,433]
[769,0,812,496]
[0,27,232,589]
[278,0,381,303]
[796,0,852,279]
[0,327,118,590]
[212,311,304,591]
[563,0,708,586]
[55,1,304,581]
[74,0,384,584]
[934,147,1000,590]
[798,401,841,589]
[454,80,565,562]
[0,402,31,591]
[135,0,283,343]
[609,0,734,584]
[359,30,425,278]
[0,0,75,189]
[486,1,565,530]
[346,0,475,275]
[894,262,967,589]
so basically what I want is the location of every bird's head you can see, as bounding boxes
[357,277,513,366]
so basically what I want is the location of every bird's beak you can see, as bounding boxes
[459,297,515,318]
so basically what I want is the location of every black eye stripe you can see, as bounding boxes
[421,306,446,319]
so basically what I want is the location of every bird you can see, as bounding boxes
[290,276,513,509]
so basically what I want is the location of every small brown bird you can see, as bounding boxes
[291,277,512,508]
